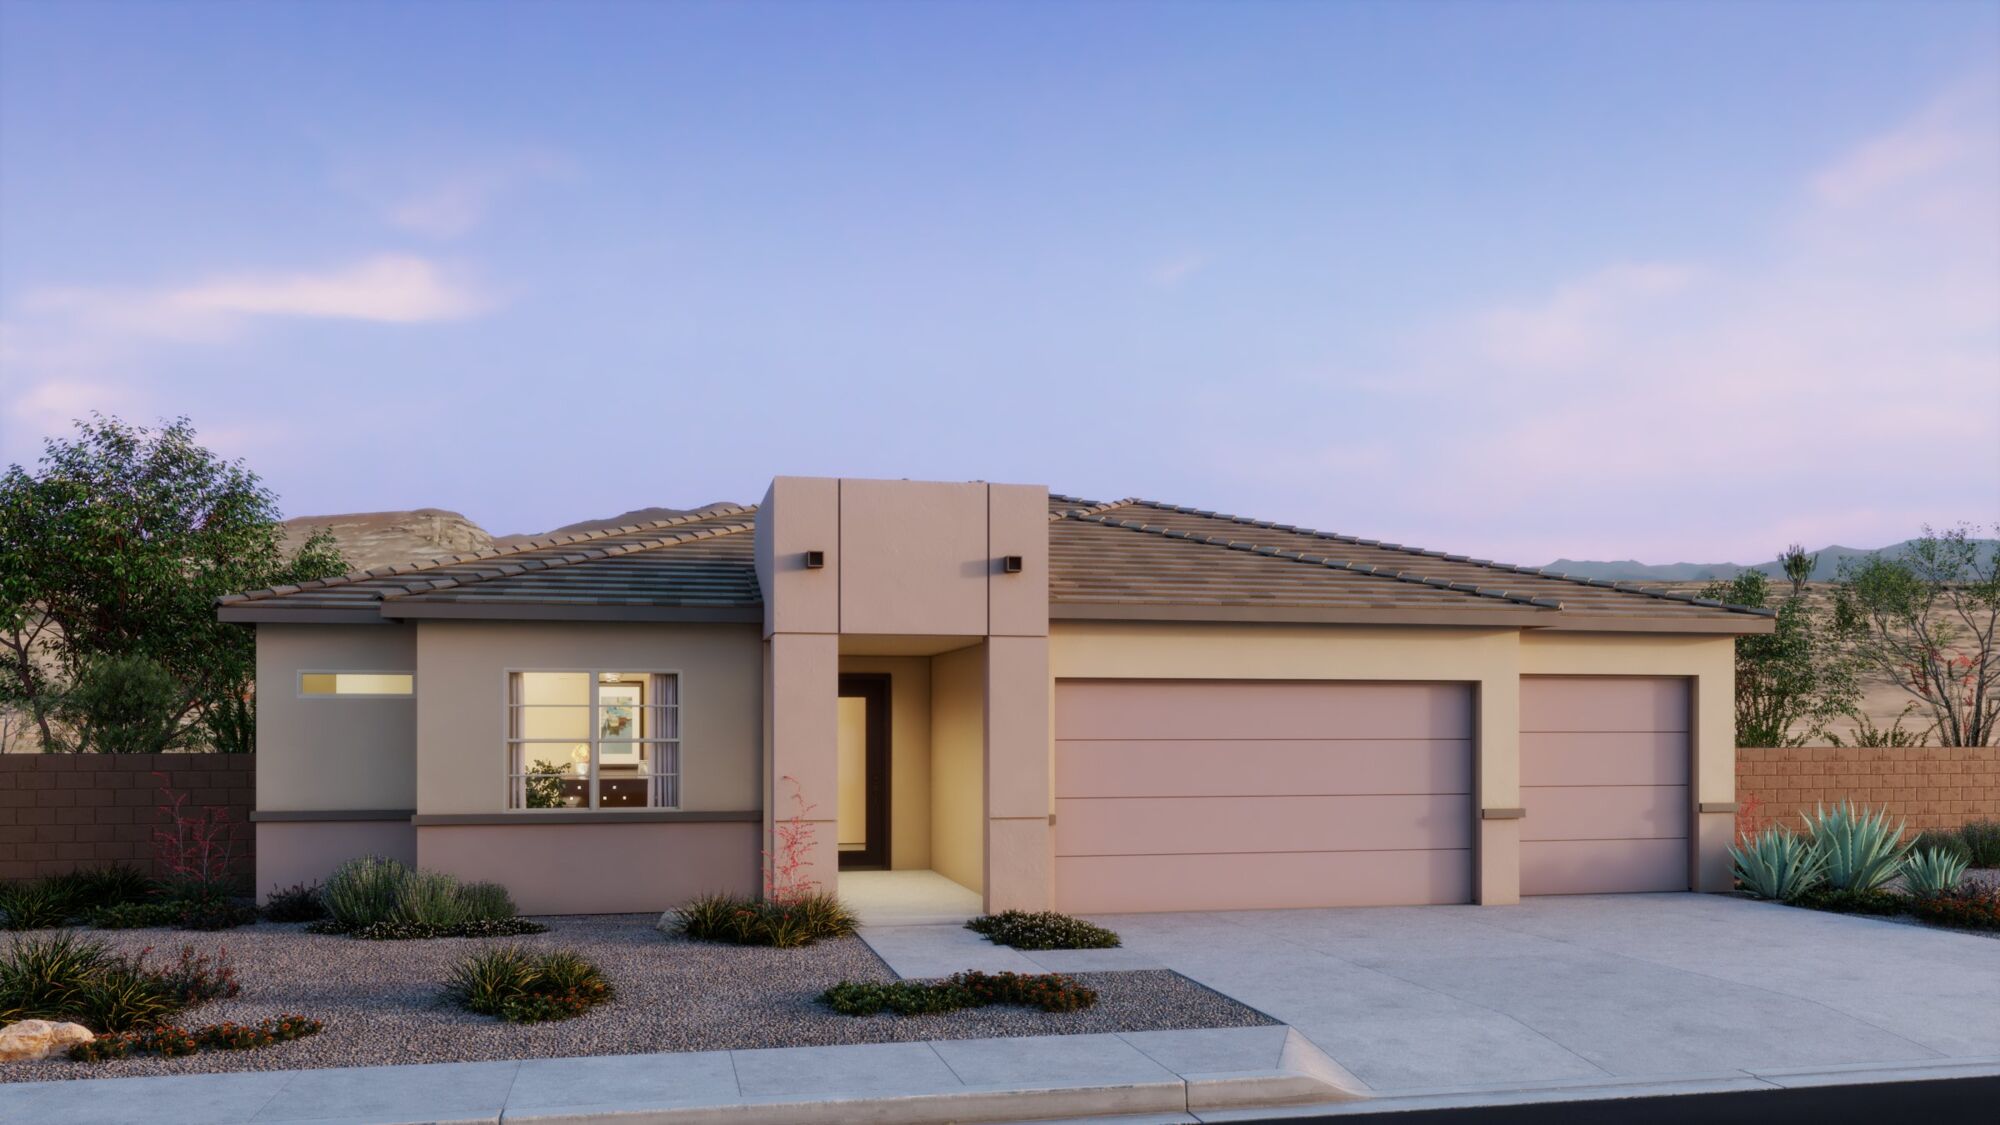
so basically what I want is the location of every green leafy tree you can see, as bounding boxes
[52,654,190,754]
[1834,523,1999,747]
[1703,568,1858,747]
[1780,543,1817,599]
[0,415,347,751]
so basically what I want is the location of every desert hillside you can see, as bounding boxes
[282,503,738,572]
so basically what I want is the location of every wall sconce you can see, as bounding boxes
[1002,555,1024,574]
[803,550,825,569]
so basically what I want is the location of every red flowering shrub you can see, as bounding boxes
[1908,885,2000,932]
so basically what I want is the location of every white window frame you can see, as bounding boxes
[296,671,416,699]
[503,668,681,812]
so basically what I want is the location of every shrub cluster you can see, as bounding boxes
[67,1014,323,1062]
[1907,885,2000,932]
[965,910,1121,951]
[0,865,259,932]
[667,891,857,949]
[261,883,329,923]
[0,933,238,1032]
[443,946,612,1023]
[820,971,1099,1017]
[310,857,541,939]
[1732,804,2000,934]
[1930,820,2000,869]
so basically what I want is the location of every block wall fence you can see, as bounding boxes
[1736,746,2000,838]
[0,754,255,882]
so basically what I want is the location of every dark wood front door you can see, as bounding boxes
[837,674,891,870]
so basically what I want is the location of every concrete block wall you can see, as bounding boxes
[0,754,255,881]
[1736,746,2000,837]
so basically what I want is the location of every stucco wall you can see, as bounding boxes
[415,621,763,815]
[930,644,985,892]
[256,624,417,812]
[838,655,934,870]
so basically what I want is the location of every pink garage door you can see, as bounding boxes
[1053,680,1474,913]
[1520,676,1690,895]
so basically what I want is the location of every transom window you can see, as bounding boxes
[300,672,413,697]
[507,671,679,810]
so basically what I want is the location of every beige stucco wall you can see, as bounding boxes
[838,656,934,870]
[417,822,758,914]
[415,621,763,816]
[256,624,417,812]
[1518,631,1737,891]
[930,643,985,892]
[257,821,416,897]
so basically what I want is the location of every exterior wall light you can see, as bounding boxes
[802,550,826,569]
[1002,555,1024,574]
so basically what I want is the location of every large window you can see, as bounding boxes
[507,671,679,810]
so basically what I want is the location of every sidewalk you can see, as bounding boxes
[0,1025,1362,1124]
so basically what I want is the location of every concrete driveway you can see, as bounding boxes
[859,894,2000,1097]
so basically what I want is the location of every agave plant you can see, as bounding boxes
[1901,846,1969,900]
[1730,827,1826,901]
[1803,802,1911,892]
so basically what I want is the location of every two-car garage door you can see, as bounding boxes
[1053,680,1474,913]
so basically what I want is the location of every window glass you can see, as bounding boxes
[300,673,413,696]
[508,671,679,810]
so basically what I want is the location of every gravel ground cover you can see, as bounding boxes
[0,915,1274,1083]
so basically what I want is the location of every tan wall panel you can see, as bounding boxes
[838,655,933,871]
[756,477,840,636]
[766,632,838,892]
[257,624,417,811]
[930,643,985,892]
[414,621,762,816]
[988,483,1050,638]
[256,821,415,899]
[838,479,990,636]
[417,822,759,914]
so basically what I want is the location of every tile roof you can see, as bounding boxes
[222,492,1770,627]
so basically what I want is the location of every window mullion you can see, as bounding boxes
[588,674,600,810]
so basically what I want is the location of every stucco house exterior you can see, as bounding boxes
[218,477,1773,915]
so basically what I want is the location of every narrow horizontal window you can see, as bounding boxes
[300,672,414,697]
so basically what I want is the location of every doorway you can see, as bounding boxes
[837,674,890,869]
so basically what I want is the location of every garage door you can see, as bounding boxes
[1053,680,1473,913]
[1520,677,1689,895]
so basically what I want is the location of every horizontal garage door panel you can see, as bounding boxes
[1521,840,1689,896]
[1056,680,1471,742]
[1056,850,1473,913]
[1519,733,1688,787]
[1058,740,1472,798]
[1057,794,1475,856]
[1520,677,1689,734]
[1520,786,1686,842]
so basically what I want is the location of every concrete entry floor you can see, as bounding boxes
[841,869,983,926]
[858,893,2000,1098]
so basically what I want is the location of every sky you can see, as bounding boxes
[2,1,1996,565]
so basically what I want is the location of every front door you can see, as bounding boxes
[837,674,891,869]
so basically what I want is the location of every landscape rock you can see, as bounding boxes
[0,1019,94,1062]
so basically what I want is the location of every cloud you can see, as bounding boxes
[379,152,574,238]
[1213,77,2000,563]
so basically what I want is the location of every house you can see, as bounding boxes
[218,477,1773,915]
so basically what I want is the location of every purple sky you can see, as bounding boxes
[2,1,1996,565]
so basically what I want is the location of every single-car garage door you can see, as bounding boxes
[1053,680,1473,913]
[1520,676,1690,895]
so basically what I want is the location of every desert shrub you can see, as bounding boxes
[393,869,475,929]
[0,931,114,1021]
[68,1015,322,1062]
[0,933,239,1032]
[159,882,259,931]
[147,944,240,1006]
[1908,885,2000,933]
[821,970,1098,1017]
[457,882,518,923]
[1950,820,2000,868]
[45,865,155,911]
[1803,802,1911,892]
[83,902,181,929]
[444,946,612,1023]
[320,917,547,941]
[1730,827,1825,901]
[966,910,1121,951]
[324,856,410,928]
[0,880,76,931]
[666,891,856,949]
[1902,847,1969,900]
[1793,887,1906,916]
[262,883,328,923]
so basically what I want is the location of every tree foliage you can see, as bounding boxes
[51,654,190,755]
[1703,569,1857,747]
[1834,523,1999,747]
[0,415,347,751]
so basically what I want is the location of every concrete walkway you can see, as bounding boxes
[863,893,2000,1097]
[0,1025,1359,1124]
